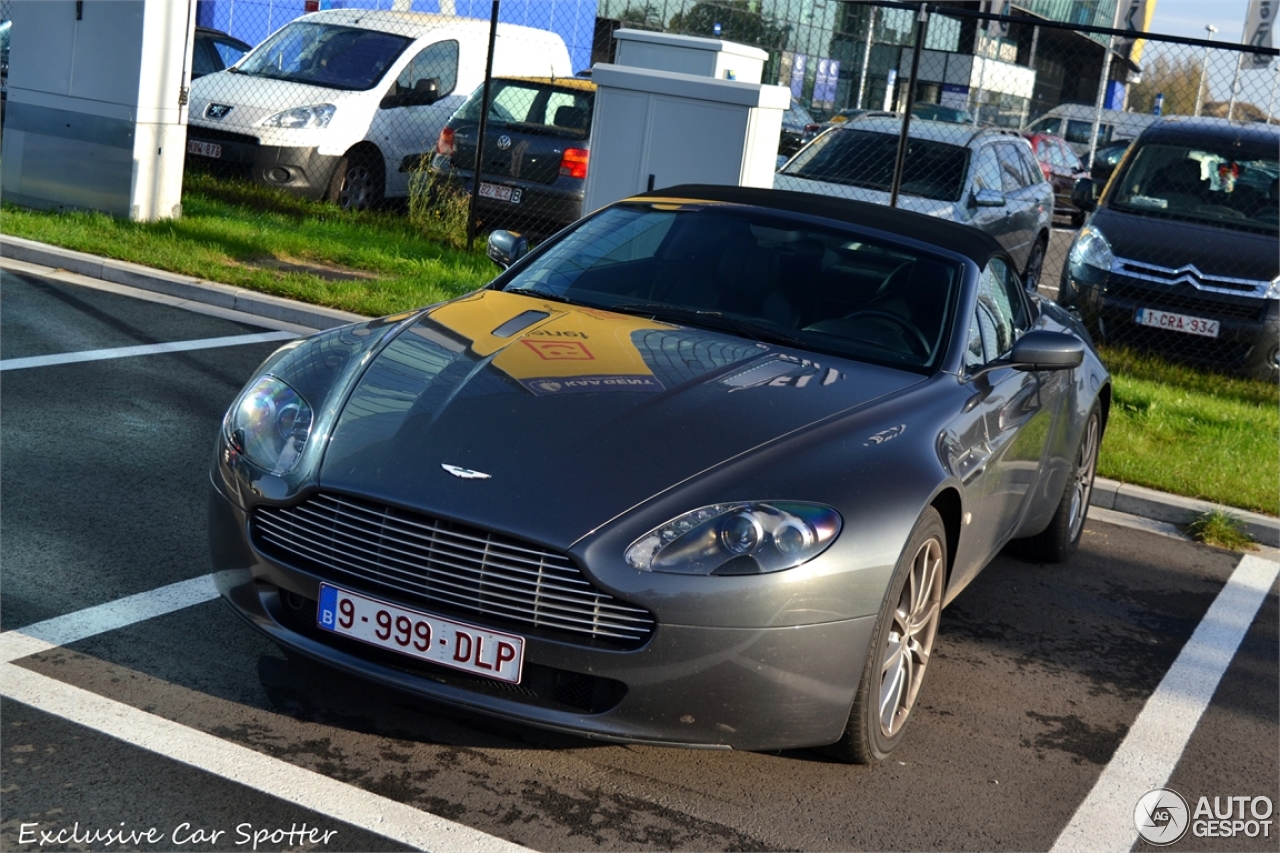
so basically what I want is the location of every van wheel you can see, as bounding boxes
[327,149,384,211]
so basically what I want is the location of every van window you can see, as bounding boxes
[1064,119,1110,147]
[238,21,411,90]
[396,40,459,100]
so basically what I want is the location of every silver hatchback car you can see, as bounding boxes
[775,118,1054,291]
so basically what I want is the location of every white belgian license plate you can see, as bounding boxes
[479,182,521,204]
[316,583,524,684]
[187,139,222,159]
[1134,307,1220,338]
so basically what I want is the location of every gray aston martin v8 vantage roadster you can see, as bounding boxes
[210,184,1110,762]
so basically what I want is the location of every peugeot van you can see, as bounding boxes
[1060,117,1279,381]
[186,9,572,209]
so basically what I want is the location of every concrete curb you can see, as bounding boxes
[4,233,1277,547]
[1,234,364,331]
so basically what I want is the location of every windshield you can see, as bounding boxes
[498,203,962,372]
[454,79,594,137]
[1111,140,1279,233]
[236,22,411,90]
[780,128,970,202]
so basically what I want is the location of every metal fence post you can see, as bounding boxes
[467,0,500,251]
[890,3,928,208]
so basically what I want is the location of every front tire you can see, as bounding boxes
[326,148,384,211]
[1017,403,1101,563]
[826,507,946,764]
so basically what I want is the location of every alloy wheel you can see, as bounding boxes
[1066,413,1100,543]
[878,534,944,738]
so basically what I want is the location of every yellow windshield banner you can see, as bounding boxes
[426,291,671,395]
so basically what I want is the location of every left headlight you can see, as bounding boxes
[225,376,313,475]
[625,502,842,575]
[260,103,336,129]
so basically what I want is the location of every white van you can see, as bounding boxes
[1025,104,1158,157]
[186,9,572,208]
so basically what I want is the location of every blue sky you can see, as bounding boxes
[1146,0,1251,41]
[1144,0,1274,108]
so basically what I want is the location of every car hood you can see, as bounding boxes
[1095,206,1279,280]
[318,290,923,546]
[772,173,957,219]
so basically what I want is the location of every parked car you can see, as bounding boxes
[911,102,973,124]
[1062,117,1279,381]
[779,97,821,157]
[774,118,1054,290]
[1025,104,1158,158]
[1,18,10,125]
[185,9,571,210]
[192,27,251,80]
[424,75,594,236]
[822,107,898,128]
[1024,131,1089,226]
[210,183,1108,763]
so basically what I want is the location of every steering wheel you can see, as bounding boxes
[843,310,931,356]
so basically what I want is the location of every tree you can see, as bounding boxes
[616,3,663,31]
[668,1,790,52]
[1127,53,1207,117]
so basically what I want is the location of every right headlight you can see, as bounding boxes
[224,376,313,475]
[625,502,842,576]
[1067,225,1115,285]
[260,103,336,129]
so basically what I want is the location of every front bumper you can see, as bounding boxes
[1067,272,1279,378]
[186,128,341,200]
[210,485,876,752]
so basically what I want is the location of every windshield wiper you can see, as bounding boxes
[609,303,805,347]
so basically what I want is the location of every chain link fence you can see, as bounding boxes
[1,0,1276,376]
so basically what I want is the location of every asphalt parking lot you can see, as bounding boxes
[1,262,1276,853]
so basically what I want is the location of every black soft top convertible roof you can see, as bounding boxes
[628,183,1003,267]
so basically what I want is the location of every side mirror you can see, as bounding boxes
[487,230,529,269]
[1071,178,1096,212]
[969,330,1084,380]
[972,188,1006,208]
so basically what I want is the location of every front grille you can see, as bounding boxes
[187,127,260,147]
[252,493,655,648]
[1106,279,1267,321]
[1114,256,1271,299]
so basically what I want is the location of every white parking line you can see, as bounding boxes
[1050,553,1280,853]
[0,578,534,853]
[0,331,296,371]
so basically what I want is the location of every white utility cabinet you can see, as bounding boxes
[1,0,192,221]
[582,63,789,215]
[613,28,767,83]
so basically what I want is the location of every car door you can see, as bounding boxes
[369,39,461,198]
[967,143,1021,254]
[994,140,1044,268]
[948,257,1057,583]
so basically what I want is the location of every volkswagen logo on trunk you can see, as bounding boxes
[496,135,512,150]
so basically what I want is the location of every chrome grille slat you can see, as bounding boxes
[1113,256,1271,297]
[261,525,647,623]
[309,497,584,574]
[256,514,601,599]
[252,494,655,644]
